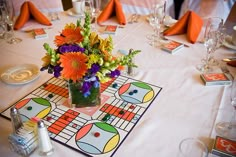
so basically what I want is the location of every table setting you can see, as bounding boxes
[0,0,236,157]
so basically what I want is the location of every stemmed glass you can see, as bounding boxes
[91,0,101,32]
[207,18,223,66]
[215,75,236,140]
[155,0,166,37]
[84,0,93,16]
[4,0,22,44]
[146,1,165,47]
[0,2,7,39]
[196,17,222,73]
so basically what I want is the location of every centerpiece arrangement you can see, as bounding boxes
[41,13,140,108]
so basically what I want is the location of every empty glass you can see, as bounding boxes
[3,0,22,44]
[146,1,165,47]
[178,138,208,157]
[196,17,223,73]
[91,0,101,32]
[0,2,7,39]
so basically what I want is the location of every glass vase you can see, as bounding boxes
[68,80,100,108]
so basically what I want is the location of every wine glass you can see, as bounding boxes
[0,2,7,39]
[4,0,22,44]
[91,0,101,32]
[196,17,222,73]
[155,0,166,36]
[207,18,223,66]
[146,1,164,47]
[215,74,236,140]
[83,0,93,16]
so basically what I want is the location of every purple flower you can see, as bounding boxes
[82,81,92,93]
[89,64,100,74]
[53,65,62,77]
[109,69,120,78]
[83,91,91,98]
[58,45,85,53]
[93,81,100,88]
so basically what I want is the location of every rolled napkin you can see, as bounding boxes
[14,1,52,30]
[164,11,203,44]
[97,0,126,25]
[227,60,236,67]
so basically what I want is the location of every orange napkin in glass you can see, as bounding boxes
[164,11,203,44]
[14,1,52,30]
[97,0,126,25]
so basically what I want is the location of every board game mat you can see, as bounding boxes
[1,75,162,157]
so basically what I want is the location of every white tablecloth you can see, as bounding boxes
[0,12,236,157]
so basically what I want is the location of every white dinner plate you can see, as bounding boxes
[1,64,40,85]
[223,35,236,51]
[66,8,84,18]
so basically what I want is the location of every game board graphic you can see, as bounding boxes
[15,98,52,121]
[0,75,162,157]
[118,82,154,104]
[76,122,120,154]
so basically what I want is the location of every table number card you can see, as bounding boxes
[211,136,236,157]
[33,28,48,39]
[161,40,184,54]
[200,73,232,86]
[104,25,118,35]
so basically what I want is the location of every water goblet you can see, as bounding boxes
[91,0,101,32]
[0,3,7,39]
[4,0,22,44]
[208,18,223,66]
[83,0,93,16]
[155,0,166,34]
[196,17,222,73]
[215,74,236,140]
[146,2,163,46]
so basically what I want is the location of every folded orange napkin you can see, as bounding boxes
[14,1,52,30]
[227,60,236,67]
[97,0,126,25]
[164,11,203,44]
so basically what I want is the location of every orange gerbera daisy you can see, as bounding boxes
[54,27,83,47]
[60,52,88,82]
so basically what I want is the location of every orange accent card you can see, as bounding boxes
[212,136,236,157]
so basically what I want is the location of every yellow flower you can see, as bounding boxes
[87,54,100,68]
[65,23,76,29]
[89,32,100,47]
[41,54,51,67]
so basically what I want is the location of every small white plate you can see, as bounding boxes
[1,64,40,85]
[66,8,84,18]
[223,35,236,51]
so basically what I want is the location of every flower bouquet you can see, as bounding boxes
[41,12,140,108]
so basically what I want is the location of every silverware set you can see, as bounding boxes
[128,14,140,24]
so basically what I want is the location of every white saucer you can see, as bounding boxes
[66,8,84,18]
[223,35,236,51]
[1,64,40,85]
